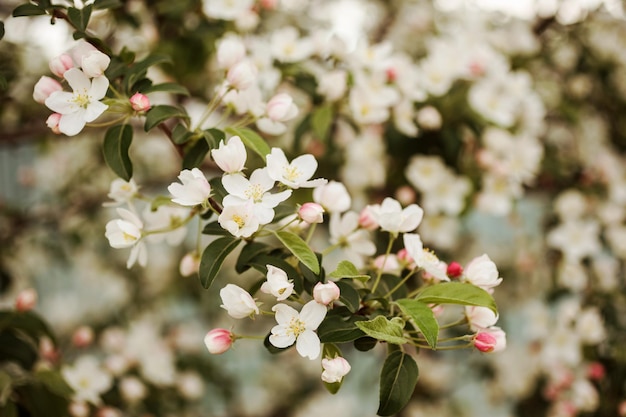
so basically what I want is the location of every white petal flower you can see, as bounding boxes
[402,233,449,281]
[44,68,109,136]
[466,306,499,331]
[105,208,143,249]
[104,178,138,207]
[260,265,294,301]
[218,202,260,237]
[211,136,247,174]
[463,254,503,290]
[81,50,111,78]
[269,301,327,360]
[168,168,212,206]
[369,198,424,236]
[321,357,351,383]
[313,181,351,214]
[329,211,376,269]
[265,93,298,122]
[62,356,113,405]
[220,284,259,319]
[266,148,327,189]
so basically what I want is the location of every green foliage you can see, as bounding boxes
[395,299,439,348]
[12,4,47,17]
[67,5,92,33]
[328,260,370,282]
[93,0,123,10]
[414,282,498,314]
[378,351,419,416]
[0,22,4,41]
[317,311,366,343]
[103,124,133,181]
[182,136,210,169]
[226,127,271,161]
[335,280,361,313]
[355,316,408,345]
[141,82,190,96]
[273,230,320,275]
[144,105,189,131]
[199,236,241,289]
[311,104,333,141]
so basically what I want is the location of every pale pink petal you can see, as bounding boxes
[299,300,327,330]
[58,111,86,136]
[84,101,108,122]
[222,174,250,196]
[64,68,90,92]
[45,91,78,114]
[249,168,274,191]
[269,328,295,348]
[291,154,317,179]
[261,190,292,208]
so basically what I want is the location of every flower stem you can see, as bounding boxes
[371,234,396,294]
[383,269,416,299]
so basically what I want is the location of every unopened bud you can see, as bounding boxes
[129,92,151,112]
[72,326,95,348]
[313,281,340,306]
[179,252,201,277]
[358,206,379,230]
[226,60,257,91]
[46,113,62,134]
[474,332,497,352]
[15,288,37,312]
[298,203,324,224]
[204,328,234,354]
[49,53,74,77]
[446,262,463,278]
[33,76,63,104]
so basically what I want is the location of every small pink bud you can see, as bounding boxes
[49,53,74,77]
[321,356,351,383]
[373,254,400,273]
[33,76,63,104]
[587,362,605,380]
[96,407,122,417]
[619,400,626,417]
[72,326,95,348]
[394,185,416,206]
[266,93,298,122]
[15,288,37,312]
[447,262,463,278]
[226,60,257,91]
[129,92,151,112]
[260,0,278,9]
[358,206,379,230]
[179,252,201,277]
[385,67,397,82]
[204,328,234,354]
[313,281,340,306]
[298,203,324,224]
[69,402,90,417]
[474,332,497,352]
[39,336,59,362]
[46,113,62,134]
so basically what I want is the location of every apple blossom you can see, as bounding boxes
[368,198,424,236]
[313,181,351,213]
[104,208,147,268]
[217,35,246,69]
[202,0,254,21]
[462,254,503,290]
[313,281,340,306]
[269,300,327,360]
[330,211,377,269]
[15,288,37,312]
[474,331,497,352]
[104,178,138,206]
[218,202,260,237]
[321,356,351,383]
[466,306,499,331]
[220,284,259,319]
[204,328,234,354]
[446,261,463,278]
[33,76,63,104]
[168,168,212,206]
[226,59,258,91]
[298,202,324,224]
[49,53,74,77]
[81,50,111,78]
[62,356,113,405]
[403,233,449,281]
[266,148,327,189]
[261,265,294,301]
[119,376,147,403]
[358,205,379,230]
[72,326,95,348]
[211,136,247,174]
[44,68,109,136]
[129,92,151,112]
[265,93,298,122]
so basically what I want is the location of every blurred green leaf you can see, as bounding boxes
[235,241,272,273]
[311,104,333,140]
[93,0,123,10]
[329,260,370,282]
[35,370,73,398]
[182,136,210,169]
[395,299,439,349]
[378,351,418,416]
[144,105,188,131]
[67,5,92,32]
[0,401,17,417]
[274,230,319,275]
[335,280,360,313]
[199,237,240,289]
[226,127,270,161]
[171,124,194,144]
[0,22,4,41]
[201,221,231,236]
[12,4,47,17]
[414,282,497,314]
[141,82,189,96]
[16,383,70,417]
[0,332,38,369]
[0,370,12,406]
[0,311,56,344]
[356,316,407,345]
[103,124,133,181]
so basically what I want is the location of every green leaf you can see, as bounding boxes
[199,237,240,289]
[0,370,12,406]
[354,336,377,352]
[317,314,366,343]
[144,105,189,131]
[35,370,73,397]
[226,127,270,161]
[12,4,47,17]
[329,260,370,282]
[201,221,231,236]
[15,383,70,417]
[235,241,272,273]
[141,82,189,96]
[126,54,172,92]
[182,137,210,169]
[274,230,319,275]
[0,401,17,417]
[0,311,57,344]
[414,282,497,314]
[67,5,92,32]
[355,316,407,345]
[395,299,439,349]
[0,332,38,369]
[171,124,194,145]
[378,351,419,416]
[93,0,123,9]
[103,124,133,181]
[204,128,225,148]
[335,280,360,313]
[0,21,5,41]
[311,104,333,140]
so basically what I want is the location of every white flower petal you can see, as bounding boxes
[272,303,298,325]
[299,300,327,330]
[59,111,87,136]
[84,100,108,122]
[45,91,78,114]
[295,330,321,360]
[269,329,295,348]
[64,68,91,92]
[89,75,110,100]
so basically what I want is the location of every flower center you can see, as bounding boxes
[287,317,306,337]
[244,183,264,202]
[232,214,246,228]
[122,231,137,243]
[72,91,91,109]
[283,165,300,182]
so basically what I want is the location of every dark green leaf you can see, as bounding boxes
[0,22,4,41]
[335,280,360,313]
[0,401,17,417]
[329,260,370,282]
[274,230,319,275]
[16,383,70,417]
[67,5,92,32]
[354,336,377,351]
[415,282,497,314]
[378,351,419,416]
[396,299,439,349]
[0,311,57,344]
[126,54,171,92]
[0,332,38,369]
[201,221,231,236]
[225,127,270,161]
[300,252,323,284]
[355,316,407,345]
[103,124,133,181]
[0,370,12,405]
[311,104,333,140]
[182,137,210,169]
[199,237,240,289]
[144,105,189,131]
[172,124,194,145]
[12,4,47,17]
[235,241,272,273]
[204,128,225,148]
[317,314,366,343]
[93,0,123,9]
[141,82,189,96]
[35,370,73,397]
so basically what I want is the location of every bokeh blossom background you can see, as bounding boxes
[1,0,626,416]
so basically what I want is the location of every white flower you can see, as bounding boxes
[269,300,327,360]
[222,168,292,224]
[402,233,449,281]
[220,284,259,319]
[217,202,260,237]
[466,306,499,331]
[463,254,503,290]
[105,208,147,268]
[80,50,111,78]
[266,93,298,122]
[44,68,109,136]
[226,59,258,91]
[369,198,424,236]
[142,205,189,245]
[546,220,601,261]
[33,76,63,104]
[317,69,347,101]
[104,178,138,207]
[211,136,247,174]
[167,168,212,206]
[266,148,327,189]
[261,265,294,301]
[202,0,254,20]
[313,181,351,214]
[313,281,340,306]
[321,357,351,383]
[62,356,113,405]
[216,34,246,69]
[329,211,376,269]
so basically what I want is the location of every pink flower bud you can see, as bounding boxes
[397,248,415,268]
[474,332,497,352]
[49,53,74,77]
[204,328,234,354]
[266,93,298,122]
[298,202,324,224]
[72,326,95,348]
[226,60,257,91]
[69,402,90,417]
[179,252,201,277]
[321,356,351,383]
[129,92,151,112]
[33,76,63,104]
[46,113,62,134]
[313,281,340,306]
[358,206,379,230]
[373,254,400,273]
[446,261,463,278]
[394,185,416,206]
[587,362,605,380]
[15,288,37,312]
